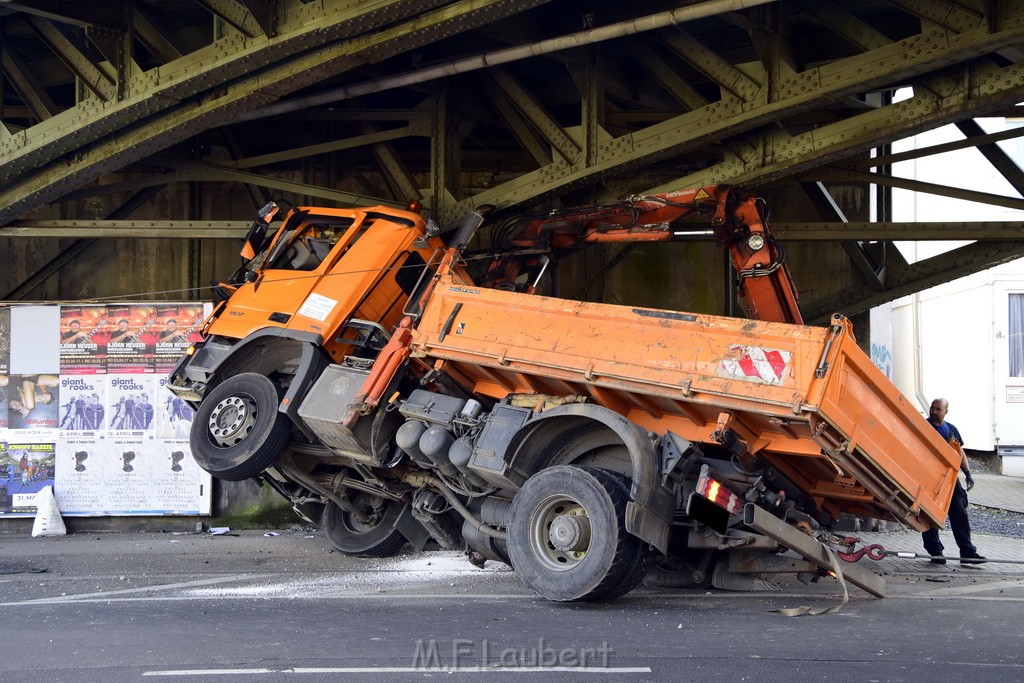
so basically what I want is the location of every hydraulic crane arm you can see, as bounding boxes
[479,185,803,325]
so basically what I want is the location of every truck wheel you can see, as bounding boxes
[322,494,407,558]
[508,466,647,602]
[596,472,654,600]
[189,372,290,481]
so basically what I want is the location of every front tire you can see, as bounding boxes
[508,466,650,602]
[189,372,291,481]
[322,494,407,558]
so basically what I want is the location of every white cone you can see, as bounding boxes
[31,486,67,538]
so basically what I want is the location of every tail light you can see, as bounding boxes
[696,465,743,515]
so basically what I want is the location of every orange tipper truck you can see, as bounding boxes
[167,186,961,602]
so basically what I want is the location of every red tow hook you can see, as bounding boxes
[837,544,887,562]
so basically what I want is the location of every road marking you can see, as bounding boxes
[143,666,651,676]
[3,592,537,605]
[907,577,1024,596]
[0,574,256,606]
[7,577,1024,607]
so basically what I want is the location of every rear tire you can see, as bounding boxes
[508,466,648,602]
[597,472,654,599]
[322,494,407,558]
[189,372,291,481]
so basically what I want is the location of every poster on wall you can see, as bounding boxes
[7,374,60,429]
[154,304,205,371]
[105,304,157,373]
[58,374,107,432]
[3,437,56,514]
[59,306,108,374]
[53,436,106,514]
[106,374,157,433]
[1,303,211,516]
[157,375,195,439]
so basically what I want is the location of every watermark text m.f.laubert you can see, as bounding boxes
[413,638,614,670]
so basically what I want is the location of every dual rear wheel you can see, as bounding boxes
[508,466,652,602]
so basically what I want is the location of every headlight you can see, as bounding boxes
[747,233,766,251]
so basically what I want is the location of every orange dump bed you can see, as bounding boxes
[409,270,959,530]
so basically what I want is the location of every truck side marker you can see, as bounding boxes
[718,345,791,385]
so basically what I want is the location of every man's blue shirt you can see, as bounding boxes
[928,418,963,446]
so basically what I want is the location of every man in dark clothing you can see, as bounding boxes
[922,398,985,566]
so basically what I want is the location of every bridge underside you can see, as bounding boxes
[1,0,1023,322]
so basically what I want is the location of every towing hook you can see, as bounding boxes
[837,544,887,563]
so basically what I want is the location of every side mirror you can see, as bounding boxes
[241,202,280,260]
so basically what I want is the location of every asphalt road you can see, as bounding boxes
[2,529,1023,682]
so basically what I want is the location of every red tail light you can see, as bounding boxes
[696,466,743,515]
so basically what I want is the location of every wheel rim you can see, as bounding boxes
[528,493,592,571]
[206,393,258,447]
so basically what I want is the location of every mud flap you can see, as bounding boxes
[625,499,673,556]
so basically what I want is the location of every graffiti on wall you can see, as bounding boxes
[871,342,893,379]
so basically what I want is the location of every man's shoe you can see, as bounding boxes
[960,554,986,566]
[930,557,946,565]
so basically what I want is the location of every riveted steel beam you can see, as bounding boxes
[842,124,1024,170]
[85,0,135,101]
[627,39,708,112]
[228,124,427,169]
[193,0,259,39]
[488,68,581,164]
[955,119,1024,196]
[132,6,182,63]
[23,15,115,101]
[0,0,462,185]
[803,240,1024,324]
[237,0,278,38]
[795,0,895,52]
[460,5,1024,217]
[0,0,550,226]
[64,157,398,207]
[771,221,1024,241]
[0,220,251,239]
[1,45,57,120]
[0,0,123,29]
[804,167,1024,212]
[652,60,1024,193]
[801,180,887,292]
[886,0,983,33]
[478,75,550,167]
[569,46,604,168]
[657,28,761,102]
[218,128,271,207]
[430,84,450,209]
[357,119,423,206]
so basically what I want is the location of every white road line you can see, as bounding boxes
[7,581,1024,607]
[906,577,1024,596]
[9,591,1024,606]
[143,666,651,676]
[0,574,257,606]
[4,592,536,605]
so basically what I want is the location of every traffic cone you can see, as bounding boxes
[31,486,67,537]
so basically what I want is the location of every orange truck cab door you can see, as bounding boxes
[205,207,434,358]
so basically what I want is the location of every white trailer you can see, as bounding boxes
[885,267,1024,475]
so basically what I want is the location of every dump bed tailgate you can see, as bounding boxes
[409,272,958,529]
